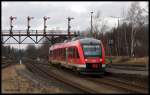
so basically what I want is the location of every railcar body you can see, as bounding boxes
[49,37,106,75]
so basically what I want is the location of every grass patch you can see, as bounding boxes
[105,56,148,64]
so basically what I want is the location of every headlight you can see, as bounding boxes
[100,59,103,62]
[102,64,106,68]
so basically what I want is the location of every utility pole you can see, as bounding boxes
[110,16,121,31]
[9,16,17,35]
[27,16,34,35]
[123,19,129,56]
[43,16,50,35]
[109,39,113,63]
[117,17,119,28]
[91,12,93,37]
[110,16,121,56]
[67,17,74,39]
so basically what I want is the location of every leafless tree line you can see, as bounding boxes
[82,2,148,57]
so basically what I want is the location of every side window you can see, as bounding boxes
[63,48,65,58]
[51,51,53,56]
[49,49,52,56]
[56,49,58,56]
[66,48,68,57]
[67,47,80,59]
[68,47,74,58]
[69,48,72,58]
[49,50,51,55]
[73,48,75,58]
[49,50,52,56]
[72,47,75,58]
[68,48,70,57]
[53,50,54,56]
[60,49,61,57]
[59,49,60,57]
[75,47,79,58]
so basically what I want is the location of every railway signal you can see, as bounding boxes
[2,17,79,44]
[27,16,34,35]
[109,39,113,63]
[9,16,17,35]
[90,12,93,37]
[43,16,50,34]
[67,17,74,39]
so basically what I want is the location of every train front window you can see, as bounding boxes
[82,45,102,57]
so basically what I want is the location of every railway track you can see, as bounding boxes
[2,60,16,69]
[25,60,148,94]
[2,62,12,68]
[25,62,99,93]
[48,63,148,94]
[51,63,148,94]
[86,76,148,93]
[107,63,147,71]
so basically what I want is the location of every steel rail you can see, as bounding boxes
[87,77,148,93]
[25,62,98,93]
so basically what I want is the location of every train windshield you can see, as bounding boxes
[82,45,102,57]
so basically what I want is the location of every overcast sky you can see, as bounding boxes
[2,1,148,49]
[2,1,148,30]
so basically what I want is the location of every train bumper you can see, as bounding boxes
[77,64,106,75]
[79,68,105,75]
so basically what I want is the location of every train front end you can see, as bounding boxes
[79,38,106,75]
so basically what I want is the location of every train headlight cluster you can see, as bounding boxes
[99,59,103,62]
[102,64,106,68]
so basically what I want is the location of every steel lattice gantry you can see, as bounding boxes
[1,30,79,44]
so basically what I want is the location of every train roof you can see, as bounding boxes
[50,37,101,50]
[79,38,101,44]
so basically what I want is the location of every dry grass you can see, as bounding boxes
[105,56,148,64]
[2,64,63,93]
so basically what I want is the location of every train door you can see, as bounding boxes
[74,47,78,64]
[65,48,68,64]
[68,47,77,64]
[75,47,80,64]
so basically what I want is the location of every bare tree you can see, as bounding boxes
[37,38,51,60]
[100,18,108,41]
[142,2,148,14]
[121,7,129,56]
[93,10,108,41]
[25,45,38,59]
[126,2,145,57]
[93,10,101,38]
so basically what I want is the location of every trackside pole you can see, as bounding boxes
[109,40,113,64]
[19,44,22,64]
[20,59,22,64]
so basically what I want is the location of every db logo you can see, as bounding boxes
[92,60,96,62]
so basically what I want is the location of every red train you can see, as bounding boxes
[49,37,106,75]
